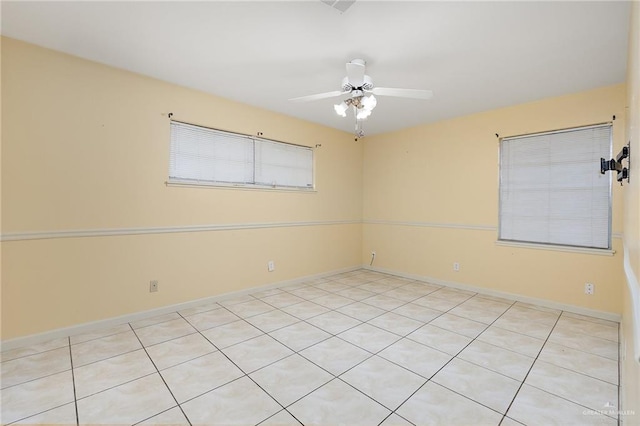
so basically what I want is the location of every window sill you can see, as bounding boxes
[495,240,615,256]
[165,180,317,193]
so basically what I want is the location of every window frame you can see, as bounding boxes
[497,123,613,251]
[167,120,315,192]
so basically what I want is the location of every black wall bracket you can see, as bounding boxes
[601,143,630,185]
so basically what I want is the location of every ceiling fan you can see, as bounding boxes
[289,59,433,138]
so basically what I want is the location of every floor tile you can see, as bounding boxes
[313,281,350,293]
[476,326,545,357]
[288,379,390,426]
[306,311,361,334]
[362,294,406,311]
[357,281,396,293]
[250,354,333,406]
[71,330,142,367]
[561,311,619,327]
[429,313,488,338]
[70,323,132,344]
[448,303,505,324]
[412,294,462,311]
[407,324,472,355]
[548,327,618,360]
[378,338,451,378]
[554,316,618,342]
[397,381,503,426]
[336,301,386,322]
[269,321,331,351]
[177,302,220,317]
[340,355,425,410]
[74,349,156,398]
[160,351,244,403]
[225,300,275,318]
[77,373,175,425]
[501,305,559,324]
[1,338,68,363]
[146,332,216,370]
[507,384,616,426]
[137,406,189,425]
[429,287,475,303]
[336,287,377,301]
[130,313,181,330]
[288,287,331,300]
[513,302,561,315]
[368,312,424,336]
[9,402,76,425]
[432,358,520,413]
[392,303,442,323]
[245,309,300,333]
[500,417,525,426]
[338,323,400,353]
[134,318,196,346]
[201,320,264,349]
[250,288,285,299]
[280,300,330,320]
[537,341,618,385]
[311,293,355,309]
[458,340,534,381]
[1,347,70,389]
[492,315,554,340]
[260,293,306,308]
[300,337,371,375]
[183,308,240,331]
[258,409,302,425]
[218,294,256,306]
[0,371,75,425]
[181,376,281,425]
[222,335,293,373]
[381,287,424,302]
[525,360,618,412]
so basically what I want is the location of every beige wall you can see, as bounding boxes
[621,1,640,424]
[0,38,363,339]
[363,85,626,315]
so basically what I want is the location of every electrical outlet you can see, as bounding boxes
[453,262,460,272]
[584,282,594,295]
[149,280,158,293]
[268,261,275,272]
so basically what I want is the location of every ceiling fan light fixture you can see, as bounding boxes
[362,94,377,110]
[356,108,372,120]
[334,101,348,117]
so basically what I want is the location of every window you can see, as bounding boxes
[169,121,314,190]
[499,124,612,250]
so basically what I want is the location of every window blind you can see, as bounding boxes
[169,121,313,189]
[499,124,612,249]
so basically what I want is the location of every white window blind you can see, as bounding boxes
[169,121,313,189]
[499,124,612,249]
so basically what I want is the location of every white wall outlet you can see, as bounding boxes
[584,282,594,295]
[453,262,460,272]
[149,280,158,293]
[268,261,275,272]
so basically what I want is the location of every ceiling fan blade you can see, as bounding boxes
[346,60,366,87]
[371,87,434,100]
[288,90,348,102]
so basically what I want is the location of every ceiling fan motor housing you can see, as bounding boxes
[342,75,374,92]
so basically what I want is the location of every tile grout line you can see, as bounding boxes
[382,298,521,424]
[67,337,80,426]
[128,323,193,426]
[176,311,307,426]
[498,312,563,425]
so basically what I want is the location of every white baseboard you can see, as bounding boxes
[0,265,361,352]
[364,265,621,323]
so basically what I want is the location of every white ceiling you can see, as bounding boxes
[1,1,631,136]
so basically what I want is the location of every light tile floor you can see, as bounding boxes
[1,269,620,425]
